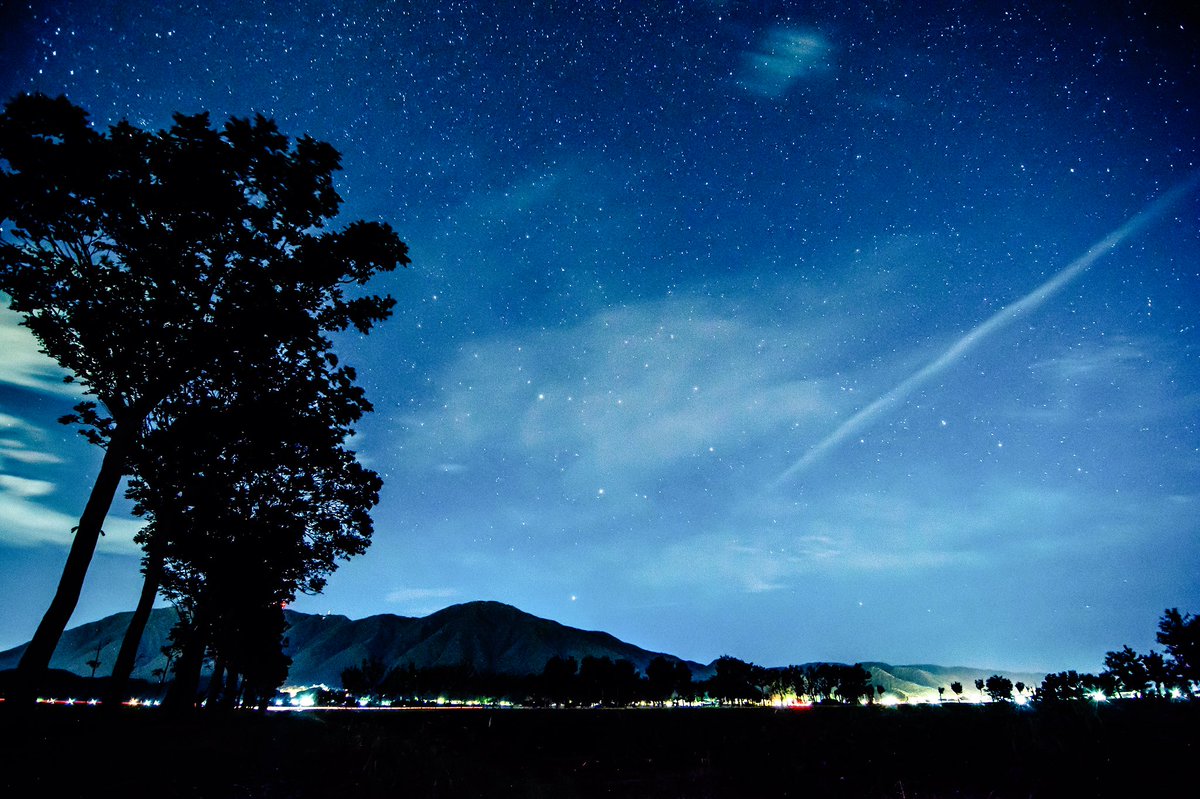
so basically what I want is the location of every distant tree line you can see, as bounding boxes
[338,654,882,708]
[1034,608,1198,702]
[933,608,1200,705]
[336,609,1199,709]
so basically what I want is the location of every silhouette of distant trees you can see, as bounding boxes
[1103,646,1150,698]
[333,656,895,709]
[1157,608,1199,689]
[708,656,764,705]
[0,93,406,704]
[1030,608,1199,703]
[327,608,1200,710]
[645,655,692,705]
[984,674,1013,703]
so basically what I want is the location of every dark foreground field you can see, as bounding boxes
[1,702,1196,798]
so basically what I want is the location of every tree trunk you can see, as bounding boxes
[221,668,240,710]
[205,657,226,709]
[14,430,131,703]
[104,545,164,709]
[164,621,205,714]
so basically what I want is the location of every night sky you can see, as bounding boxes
[1,0,1197,673]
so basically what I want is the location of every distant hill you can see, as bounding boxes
[280,600,710,685]
[0,601,1044,697]
[861,662,1047,703]
[0,601,709,686]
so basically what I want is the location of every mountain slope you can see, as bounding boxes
[862,662,1046,702]
[0,602,1045,697]
[0,601,707,686]
[0,609,180,683]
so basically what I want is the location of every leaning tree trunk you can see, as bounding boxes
[104,544,164,709]
[14,429,132,704]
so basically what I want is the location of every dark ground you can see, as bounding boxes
[1,701,1195,798]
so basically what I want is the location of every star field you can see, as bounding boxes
[0,0,1197,672]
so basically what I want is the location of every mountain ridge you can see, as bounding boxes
[0,600,1045,698]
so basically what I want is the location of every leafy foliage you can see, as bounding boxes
[0,92,407,698]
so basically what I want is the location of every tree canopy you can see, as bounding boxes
[0,93,407,700]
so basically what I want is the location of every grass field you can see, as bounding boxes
[2,701,1196,797]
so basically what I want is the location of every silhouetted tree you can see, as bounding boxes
[1142,650,1173,697]
[1157,608,1199,693]
[950,681,963,702]
[975,678,985,701]
[803,664,833,702]
[984,674,1013,703]
[709,656,763,705]
[768,667,796,705]
[541,655,578,706]
[1103,645,1150,698]
[1038,671,1086,702]
[0,93,407,701]
[671,660,695,704]
[645,656,677,705]
[125,344,382,712]
[342,657,391,700]
[783,665,807,703]
[85,641,104,679]
[835,664,873,705]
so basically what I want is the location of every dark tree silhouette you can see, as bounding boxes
[342,657,391,700]
[975,678,986,701]
[672,660,696,703]
[85,641,104,679]
[950,680,963,701]
[645,656,676,705]
[541,655,579,706]
[107,331,382,710]
[708,656,763,705]
[1103,645,1150,698]
[575,656,641,707]
[835,664,874,705]
[1142,650,1173,697]
[0,93,407,702]
[786,665,808,703]
[151,388,381,711]
[1037,670,1087,702]
[983,674,1013,703]
[803,663,836,702]
[1157,608,1199,692]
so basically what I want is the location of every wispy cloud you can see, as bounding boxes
[397,295,850,490]
[0,474,55,497]
[738,26,833,98]
[383,586,460,616]
[633,479,1183,596]
[0,488,142,553]
[0,413,64,468]
[385,586,459,604]
[0,306,82,397]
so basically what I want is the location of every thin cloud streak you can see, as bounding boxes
[770,173,1200,490]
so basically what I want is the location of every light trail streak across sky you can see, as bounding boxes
[769,174,1200,491]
